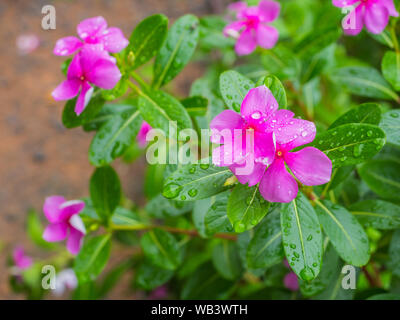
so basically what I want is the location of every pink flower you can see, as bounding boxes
[210,86,332,203]
[16,34,40,55]
[52,45,121,115]
[333,0,399,35]
[224,0,280,55]
[54,269,78,296]
[54,16,128,56]
[42,196,86,255]
[283,260,299,291]
[148,285,168,300]
[137,121,152,148]
[13,246,33,270]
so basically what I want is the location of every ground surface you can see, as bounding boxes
[0,0,229,299]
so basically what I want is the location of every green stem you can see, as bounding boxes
[390,19,399,53]
[130,71,150,91]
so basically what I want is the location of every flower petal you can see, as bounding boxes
[231,162,266,187]
[284,272,299,291]
[343,4,364,36]
[13,247,32,269]
[43,222,68,242]
[53,36,83,56]
[223,21,246,38]
[137,121,152,147]
[77,16,107,40]
[69,214,86,235]
[241,85,279,119]
[364,2,389,34]
[210,110,244,144]
[285,147,332,186]
[59,200,85,221]
[67,53,83,79]
[52,79,81,101]
[258,0,281,22]
[256,24,278,49]
[235,27,257,56]
[259,158,298,203]
[43,196,66,223]
[228,1,248,17]
[99,27,129,52]
[332,0,358,8]
[75,82,93,115]
[66,228,84,255]
[382,0,399,17]
[86,59,121,89]
[254,131,276,166]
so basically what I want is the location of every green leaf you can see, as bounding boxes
[281,192,322,281]
[315,200,370,266]
[219,70,255,111]
[138,89,192,135]
[212,240,243,280]
[27,209,56,249]
[74,234,111,282]
[330,66,399,101]
[192,197,216,237]
[350,200,400,230]
[368,293,400,300]
[89,166,121,221]
[227,184,270,233]
[369,29,394,48]
[97,261,131,298]
[246,208,283,269]
[389,230,400,277]
[380,109,400,147]
[205,192,234,235]
[140,229,183,270]
[181,96,208,116]
[295,26,340,58]
[382,50,400,91]
[163,162,233,201]
[322,165,355,192]
[146,194,193,218]
[311,123,386,168]
[89,108,142,166]
[153,14,199,88]
[111,207,147,229]
[135,259,174,290]
[62,94,105,129]
[127,14,168,70]
[263,74,287,109]
[261,45,300,80]
[329,103,382,129]
[358,159,400,201]
[101,75,128,101]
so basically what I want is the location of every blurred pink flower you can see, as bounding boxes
[16,34,40,55]
[148,285,168,300]
[284,272,299,291]
[42,196,86,255]
[13,246,32,270]
[52,45,121,115]
[137,121,152,148]
[54,269,78,296]
[224,0,280,55]
[54,16,128,56]
[333,0,399,35]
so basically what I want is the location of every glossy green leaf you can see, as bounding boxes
[263,74,287,109]
[74,234,111,282]
[146,194,193,218]
[153,14,199,88]
[380,109,400,147]
[111,207,147,229]
[246,208,283,269]
[205,192,234,235]
[212,240,243,280]
[135,259,174,290]
[311,123,386,167]
[358,159,400,201]
[330,66,399,101]
[350,200,400,230]
[261,45,300,80]
[181,96,208,116]
[329,103,381,129]
[140,229,183,270]
[227,184,270,233]
[315,200,370,266]
[367,293,400,300]
[162,162,233,201]
[89,166,121,221]
[382,50,400,91]
[89,108,142,166]
[281,192,322,281]
[389,230,400,277]
[101,75,129,101]
[295,26,340,58]
[127,14,168,70]
[219,70,255,111]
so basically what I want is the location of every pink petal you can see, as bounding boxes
[241,85,278,119]
[284,272,299,291]
[228,1,248,17]
[210,110,244,144]
[364,3,389,34]
[382,0,399,17]
[43,196,66,223]
[52,79,81,101]
[13,247,32,269]
[77,16,107,40]
[86,59,121,89]
[223,21,246,38]
[53,36,83,56]
[343,5,364,36]
[137,121,152,147]
[75,82,93,115]
[67,53,83,79]
[59,200,85,222]
[254,131,276,166]
[99,27,129,53]
[258,0,280,22]
[231,162,266,187]
[332,0,358,8]
[66,228,84,255]
[43,222,68,242]
[276,117,316,150]
[285,147,332,186]
[79,45,111,74]
[256,24,278,49]
[235,27,257,56]
[212,145,234,167]
[259,158,298,203]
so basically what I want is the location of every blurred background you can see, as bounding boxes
[0,0,231,299]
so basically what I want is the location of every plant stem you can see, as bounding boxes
[130,71,150,91]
